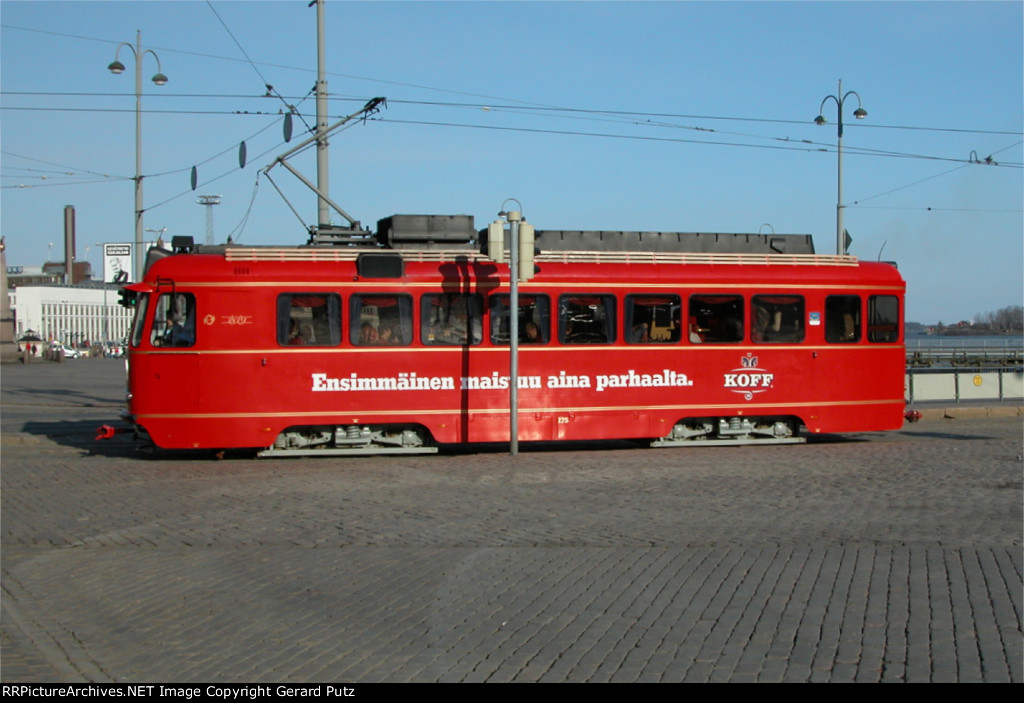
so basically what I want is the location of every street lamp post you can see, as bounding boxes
[815,79,867,256]
[108,30,168,280]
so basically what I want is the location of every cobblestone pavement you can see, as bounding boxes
[2,360,1021,682]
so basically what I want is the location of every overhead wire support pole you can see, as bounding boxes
[314,0,330,231]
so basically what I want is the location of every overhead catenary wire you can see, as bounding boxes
[848,140,1024,208]
[3,90,1021,139]
[203,1,316,136]
[2,20,1020,225]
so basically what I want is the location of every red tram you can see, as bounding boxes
[119,216,906,455]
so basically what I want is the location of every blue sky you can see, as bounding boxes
[2,0,1021,324]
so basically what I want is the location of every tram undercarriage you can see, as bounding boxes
[259,424,438,457]
[255,415,804,457]
[123,413,805,456]
[651,416,804,447]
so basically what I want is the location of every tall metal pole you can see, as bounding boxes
[815,79,867,256]
[133,31,144,279]
[108,31,167,280]
[507,211,521,456]
[835,79,845,256]
[315,0,330,232]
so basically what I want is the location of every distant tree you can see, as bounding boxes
[974,305,1023,333]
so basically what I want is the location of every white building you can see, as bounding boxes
[11,285,134,348]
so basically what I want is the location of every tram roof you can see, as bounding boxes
[149,214,904,280]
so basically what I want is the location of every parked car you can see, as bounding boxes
[50,342,81,359]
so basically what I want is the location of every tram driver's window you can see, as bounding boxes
[868,295,900,343]
[277,293,341,346]
[559,294,617,344]
[490,295,550,344]
[688,295,743,343]
[422,293,483,345]
[349,294,412,346]
[825,295,861,343]
[751,295,805,343]
[130,294,149,348]
[151,293,196,347]
[625,295,681,343]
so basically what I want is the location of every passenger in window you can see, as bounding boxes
[841,314,856,341]
[379,324,400,345]
[299,323,315,345]
[522,321,541,343]
[688,317,703,343]
[631,321,649,343]
[359,322,379,345]
[433,310,477,344]
[287,319,304,345]
[752,304,770,343]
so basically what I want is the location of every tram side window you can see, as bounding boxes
[277,293,341,346]
[490,295,550,344]
[868,295,900,343]
[752,295,805,343]
[130,294,149,348]
[350,294,413,346]
[825,295,861,343]
[559,294,617,344]
[151,293,197,347]
[688,295,743,343]
[626,295,681,344]
[422,293,483,346]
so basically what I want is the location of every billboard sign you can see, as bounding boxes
[103,244,132,283]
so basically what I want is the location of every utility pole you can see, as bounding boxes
[315,0,330,235]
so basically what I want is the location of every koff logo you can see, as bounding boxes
[724,353,775,400]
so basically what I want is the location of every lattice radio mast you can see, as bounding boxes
[197,194,221,245]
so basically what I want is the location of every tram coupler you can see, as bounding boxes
[903,409,922,423]
[96,424,131,440]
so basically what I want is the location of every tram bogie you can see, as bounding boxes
[260,424,436,457]
[652,417,802,447]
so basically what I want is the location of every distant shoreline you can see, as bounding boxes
[912,330,1024,338]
